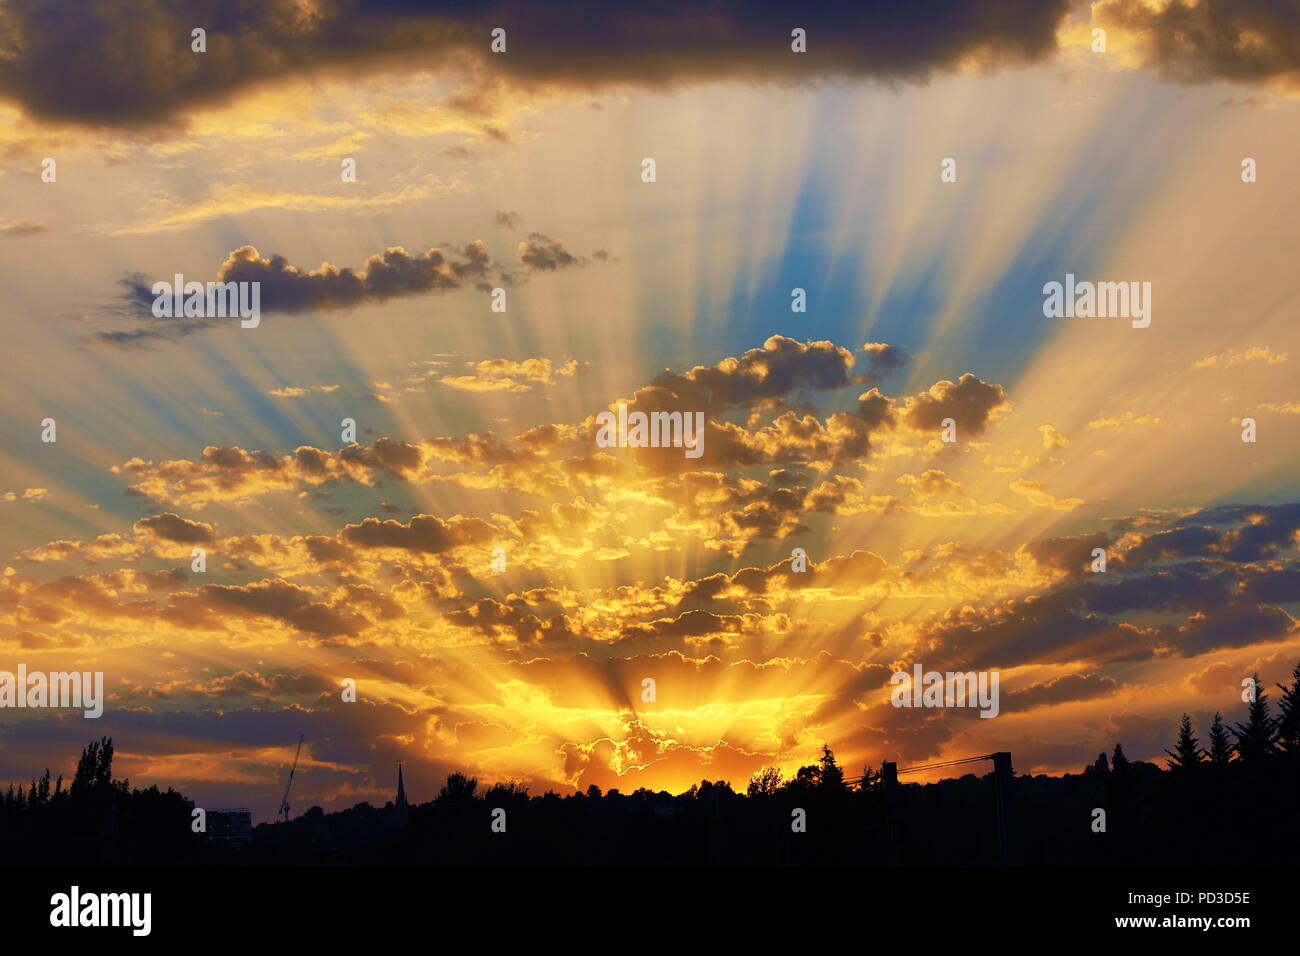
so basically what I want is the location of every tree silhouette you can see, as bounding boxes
[436,772,478,805]
[483,781,529,803]
[1165,714,1203,771]
[818,744,844,790]
[746,766,782,797]
[1111,742,1129,774]
[70,737,125,798]
[1276,662,1300,757]
[1232,673,1277,762]
[1207,712,1234,766]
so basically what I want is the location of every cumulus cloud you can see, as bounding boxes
[901,372,1011,437]
[636,336,859,416]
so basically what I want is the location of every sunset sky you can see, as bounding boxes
[1,0,1298,819]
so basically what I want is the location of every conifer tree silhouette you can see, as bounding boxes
[1207,712,1234,766]
[1232,673,1278,762]
[1165,714,1203,770]
[818,744,845,790]
[1276,662,1300,757]
[1104,743,1134,855]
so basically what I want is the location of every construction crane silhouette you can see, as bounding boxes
[276,734,305,823]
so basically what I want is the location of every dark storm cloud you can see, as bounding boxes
[0,0,1074,127]
[1094,0,1300,85]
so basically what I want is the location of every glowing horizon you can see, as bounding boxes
[1,1,1298,820]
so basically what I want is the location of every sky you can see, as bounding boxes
[1,0,1298,819]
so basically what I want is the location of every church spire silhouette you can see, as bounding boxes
[396,762,408,811]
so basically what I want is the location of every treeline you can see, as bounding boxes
[1164,665,1300,769]
[5,662,1299,866]
[253,663,1300,866]
[0,737,201,865]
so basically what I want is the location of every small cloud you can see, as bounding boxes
[2,221,46,237]
[1038,424,1069,449]
[1009,479,1083,510]
[268,384,341,398]
[1088,411,1159,432]
[518,233,579,272]
[440,357,587,393]
[1192,346,1287,369]
[860,342,909,381]
[5,488,48,502]
[1218,96,1279,110]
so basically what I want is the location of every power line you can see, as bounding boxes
[899,754,994,775]
[843,752,996,784]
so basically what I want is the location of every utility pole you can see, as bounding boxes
[881,760,901,865]
[991,751,1017,865]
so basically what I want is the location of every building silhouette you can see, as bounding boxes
[207,808,252,849]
